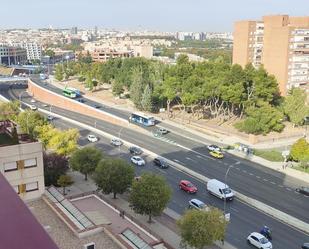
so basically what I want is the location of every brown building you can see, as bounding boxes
[233,15,309,95]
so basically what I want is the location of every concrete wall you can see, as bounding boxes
[0,141,45,201]
[27,79,129,127]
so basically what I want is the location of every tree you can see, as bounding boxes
[43,153,69,186]
[130,67,144,109]
[54,64,64,81]
[17,110,46,139]
[283,88,309,126]
[0,101,20,120]
[94,158,134,199]
[112,79,124,96]
[57,175,74,195]
[290,138,309,162]
[35,124,57,149]
[129,173,172,223]
[177,208,227,249]
[141,84,153,112]
[69,146,103,180]
[44,49,55,58]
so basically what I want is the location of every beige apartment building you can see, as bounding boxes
[0,120,45,201]
[233,15,309,95]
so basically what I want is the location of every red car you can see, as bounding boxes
[179,180,198,193]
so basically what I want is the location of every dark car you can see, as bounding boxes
[93,104,101,109]
[302,243,309,249]
[129,146,143,155]
[153,157,169,169]
[296,187,309,196]
[76,98,85,103]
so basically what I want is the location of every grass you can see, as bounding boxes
[253,149,284,162]
[0,133,15,146]
[294,166,309,174]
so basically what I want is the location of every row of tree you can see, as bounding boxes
[53,55,309,135]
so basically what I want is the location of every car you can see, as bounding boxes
[76,98,85,103]
[129,146,143,155]
[30,99,36,103]
[111,138,123,146]
[207,144,221,152]
[157,127,169,135]
[131,156,145,166]
[42,104,48,107]
[153,157,169,169]
[29,105,37,111]
[296,186,309,196]
[87,134,98,142]
[47,115,54,121]
[302,243,309,249]
[188,199,209,211]
[209,150,224,159]
[93,104,101,109]
[247,232,272,249]
[179,180,198,193]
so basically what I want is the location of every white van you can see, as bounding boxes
[207,179,234,201]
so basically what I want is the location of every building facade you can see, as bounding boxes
[0,120,45,201]
[0,45,27,65]
[233,15,309,95]
[20,42,42,61]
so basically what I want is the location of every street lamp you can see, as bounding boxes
[18,90,29,109]
[223,165,233,220]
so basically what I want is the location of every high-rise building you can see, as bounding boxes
[233,15,309,95]
[0,45,27,65]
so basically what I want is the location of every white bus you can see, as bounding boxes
[129,112,156,126]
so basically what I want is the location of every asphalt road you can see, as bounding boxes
[50,116,309,249]
[6,84,309,225]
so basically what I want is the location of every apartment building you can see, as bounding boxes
[233,15,309,96]
[21,42,42,60]
[0,120,45,201]
[0,45,27,65]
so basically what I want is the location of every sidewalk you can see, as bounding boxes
[63,170,237,249]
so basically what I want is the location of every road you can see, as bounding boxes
[7,81,309,224]
[49,115,309,249]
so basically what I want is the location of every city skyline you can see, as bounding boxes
[1,0,309,31]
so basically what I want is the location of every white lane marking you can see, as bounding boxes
[224,162,228,165]
[185,157,196,162]
[270,181,276,185]
[230,207,239,213]
[279,185,284,188]
[235,161,241,165]
[242,170,247,173]
[173,159,180,163]
[249,173,254,176]
[286,188,292,191]
[263,179,268,182]
[196,155,202,159]
[256,176,261,179]
[218,161,222,164]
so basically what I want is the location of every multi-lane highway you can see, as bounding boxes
[48,113,309,249]
[1,80,309,248]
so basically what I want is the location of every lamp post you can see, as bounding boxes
[223,165,233,220]
[18,90,29,109]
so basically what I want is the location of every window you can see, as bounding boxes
[25,182,38,192]
[84,243,95,249]
[24,158,37,168]
[4,161,17,172]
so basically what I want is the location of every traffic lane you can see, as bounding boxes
[30,77,130,120]
[52,118,309,249]
[160,148,309,223]
[12,90,309,221]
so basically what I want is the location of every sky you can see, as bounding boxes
[1,0,308,31]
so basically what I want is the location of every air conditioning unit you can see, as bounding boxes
[84,242,95,249]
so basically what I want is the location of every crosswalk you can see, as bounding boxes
[152,132,177,145]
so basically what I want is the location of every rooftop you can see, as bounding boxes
[0,173,59,249]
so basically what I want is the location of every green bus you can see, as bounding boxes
[62,88,77,98]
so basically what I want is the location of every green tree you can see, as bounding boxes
[54,64,64,81]
[85,73,94,90]
[112,79,124,96]
[43,153,69,186]
[17,110,46,139]
[0,101,20,120]
[283,88,309,126]
[69,146,103,180]
[130,67,144,109]
[44,49,55,58]
[129,173,172,223]
[177,208,227,249]
[48,128,79,156]
[57,175,74,195]
[235,103,284,135]
[141,84,153,112]
[290,138,309,162]
[94,158,134,198]
[35,124,57,149]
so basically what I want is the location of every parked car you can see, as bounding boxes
[302,243,309,249]
[29,105,37,111]
[207,144,221,152]
[131,156,145,166]
[30,99,36,103]
[188,199,209,211]
[87,134,98,143]
[76,98,85,103]
[153,157,169,169]
[129,146,143,155]
[296,186,309,196]
[179,180,198,194]
[209,150,224,159]
[247,232,272,249]
[111,138,123,146]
